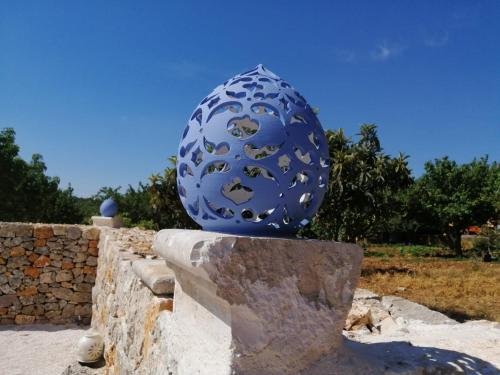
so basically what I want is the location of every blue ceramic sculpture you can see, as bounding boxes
[100,198,118,218]
[177,64,329,235]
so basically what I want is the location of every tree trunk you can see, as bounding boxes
[446,230,463,257]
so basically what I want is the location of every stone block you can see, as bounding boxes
[91,216,123,228]
[82,227,100,240]
[17,286,37,297]
[381,296,457,325]
[24,267,40,278]
[66,226,82,240]
[0,295,19,308]
[56,270,74,282]
[52,225,67,236]
[153,229,363,375]
[15,314,36,325]
[34,255,50,267]
[132,259,175,295]
[10,246,25,257]
[34,225,54,239]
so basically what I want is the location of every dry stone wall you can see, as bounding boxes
[0,222,100,325]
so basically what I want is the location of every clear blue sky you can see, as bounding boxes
[1,1,499,197]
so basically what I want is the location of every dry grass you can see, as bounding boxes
[359,251,500,322]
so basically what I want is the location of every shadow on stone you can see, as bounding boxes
[61,359,105,375]
[305,338,500,374]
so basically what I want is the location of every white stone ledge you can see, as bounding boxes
[132,259,175,295]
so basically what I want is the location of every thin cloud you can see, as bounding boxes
[371,41,404,62]
[424,32,449,48]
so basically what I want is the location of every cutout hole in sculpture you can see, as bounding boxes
[230,77,252,86]
[178,184,187,198]
[188,198,199,216]
[278,154,291,173]
[204,137,230,155]
[243,166,276,181]
[242,82,264,92]
[244,143,280,159]
[182,125,190,140]
[191,147,204,167]
[227,116,259,139]
[200,93,217,105]
[226,90,246,99]
[191,109,203,126]
[207,96,220,109]
[251,103,278,117]
[179,163,194,178]
[254,92,279,100]
[289,171,309,188]
[283,206,292,224]
[291,114,308,125]
[279,98,290,112]
[308,132,320,149]
[180,140,196,158]
[320,157,330,168]
[241,207,276,223]
[294,147,312,164]
[202,161,231,177]
[299,193,313,209]
[318,175,326,188]
[207,102,243,122]
[222,177,254,204]
[204,198,235,219]
[268,222,280,229]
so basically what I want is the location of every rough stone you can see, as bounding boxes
[34,255,50,267]
[0,295,19,307]
[40,272,55,284]
[55,270,73,282]
[381,295,457,324]
[24,267,40,278]
[66,227,82,240]
[17,286,38,297]
[14,314,36,324]
[132,259,175,295]
[34,226,54,239]
[10,246,25,257]
[153,229,363,375]
[82,227,100,241]
[86,256,98,266]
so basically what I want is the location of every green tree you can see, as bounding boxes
[307,124,412,242]
[149,157,199,230]
[0,127,83,223]
[409,157,499,256]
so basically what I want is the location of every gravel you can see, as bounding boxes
[0,324,87,375]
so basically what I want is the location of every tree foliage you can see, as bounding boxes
[0,128,83,223]
[305,124,412,242]
[406,157,499,256]
[149,157,199,230]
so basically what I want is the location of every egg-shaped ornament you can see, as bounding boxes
[100,198,118,218]
[177,64,329,236]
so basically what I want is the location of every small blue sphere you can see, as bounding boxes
[100,198,118,217]
[177,65,329,236]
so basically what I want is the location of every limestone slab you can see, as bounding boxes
[132,259,175,295]
[153,229,363,375]
[91,216,123,229]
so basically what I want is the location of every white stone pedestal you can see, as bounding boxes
[91,216,123,228]
[153,229,363,375]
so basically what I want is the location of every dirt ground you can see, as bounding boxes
[0,324,87,375]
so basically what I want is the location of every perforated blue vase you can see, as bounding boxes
[177,64,329,236]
